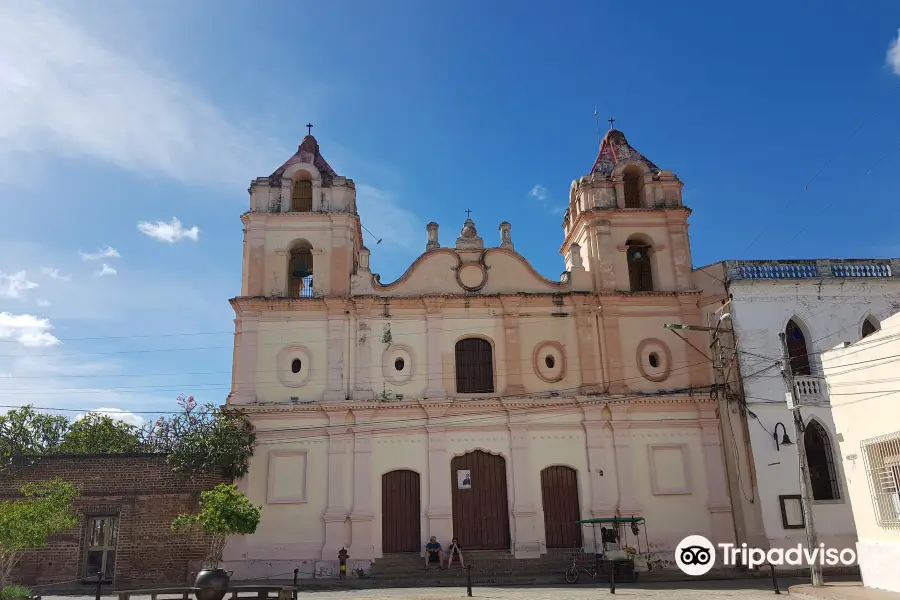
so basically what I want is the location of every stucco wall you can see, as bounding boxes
[225,400,727,579]
[726,278,900,552]
[824,314,900,592]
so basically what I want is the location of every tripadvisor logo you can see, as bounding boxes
[675,535,857,575]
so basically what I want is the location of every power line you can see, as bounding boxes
[0,361,716,395]
[743,80,900,252]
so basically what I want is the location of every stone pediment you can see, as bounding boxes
[350,247,590,296]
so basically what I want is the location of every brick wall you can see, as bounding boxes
[1,454,227,590]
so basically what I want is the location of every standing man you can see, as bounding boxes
[338,547,349,579]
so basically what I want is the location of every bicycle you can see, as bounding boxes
[564,545,598,584]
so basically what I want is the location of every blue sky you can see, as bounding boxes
[2,0,900,424]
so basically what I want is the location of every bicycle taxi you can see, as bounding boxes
[564,516,651,584]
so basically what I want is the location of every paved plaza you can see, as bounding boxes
[38,578,812,600]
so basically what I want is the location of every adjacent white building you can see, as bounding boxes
[697,258,900,559]
[824,312,900,592]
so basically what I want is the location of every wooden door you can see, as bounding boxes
[451,450,510,550]
[382,470,421,553]
[541,466,582,549]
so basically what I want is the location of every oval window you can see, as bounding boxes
[648,353,659,368]
[394,357,405,371]
[291,358,302,374]
[545,355,555,369]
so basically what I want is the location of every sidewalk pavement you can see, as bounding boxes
[790,582,900,600]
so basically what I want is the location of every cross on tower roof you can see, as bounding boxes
[306,123,313,136]
[608,117,616,130]
[465,209,472,219]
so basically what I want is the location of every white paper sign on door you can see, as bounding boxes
[457,469,472,490]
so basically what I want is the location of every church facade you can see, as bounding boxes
[224,130,733,578]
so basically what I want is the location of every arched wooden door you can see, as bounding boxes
[451,450,510,550]
[382,470,421,553]
[541,466,582,548]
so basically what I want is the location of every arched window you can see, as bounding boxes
[785,320,811,376]
[805,420,840,501]
[623,166,643,208]
[291,180,313,212]
[626,239,653,292]
[455,338,494,394]
[862,317,879,339]
[288,242,314,298]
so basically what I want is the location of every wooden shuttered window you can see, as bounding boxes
[455,338,494,394]
[291,180,313,212]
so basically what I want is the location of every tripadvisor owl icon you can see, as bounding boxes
[675,535,716,576]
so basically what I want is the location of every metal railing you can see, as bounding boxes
[728,259,897,281]
[861,430,900,527]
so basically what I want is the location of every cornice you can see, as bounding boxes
[560,206,692,254]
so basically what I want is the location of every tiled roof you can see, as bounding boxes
[589,129,660,176]
[270,135,339,187]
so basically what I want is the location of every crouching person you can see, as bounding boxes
[446,537,464,569]
[424,536,444,570]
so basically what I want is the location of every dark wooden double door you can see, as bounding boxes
[451,450,510,549]
[541,465,582,549]
[382,470,421,553]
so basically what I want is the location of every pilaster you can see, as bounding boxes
[324,299,347,402]
[323,411,350,559]
[246,228,266,296]
[582,408,618,519]
[698,404,734,545]
[280,179,291,213]
[231,316,258,405]
[500,297,525,396]
[425,408,452,542]
[352,298,375,401]
[610,407,642,516]
[592,220,616,292]
[599,301,627,393]
[509,423,540,558]
[349,411,375,559]
[572,297,601,394]
[679,298,710,388]
[667,218,693,291]
[423,298,445,399]
[311,180,323,211]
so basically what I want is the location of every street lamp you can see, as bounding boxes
[773,422,793,451]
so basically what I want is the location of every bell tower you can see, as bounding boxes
[240,131,363,299]
[560,126,693,293]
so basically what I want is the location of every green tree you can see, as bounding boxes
[140,395,256,479]
[0,406,69,468]
[172,483,261,568]
[0,478,80,589]
[59,413,142,454]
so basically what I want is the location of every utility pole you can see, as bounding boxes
[664,304,745,554]
[778,332,823,587]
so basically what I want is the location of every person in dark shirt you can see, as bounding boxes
[446,537,464,569]
[338,547,349,579]
[424,536,444,570]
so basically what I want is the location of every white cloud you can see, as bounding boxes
[75,408,145,427]
[0,2,283,187]
[97,264,117,277]
[529,184,548,201]
[888,29,900,75]
[0,312,60,347]
[37,299,51,307]
[0,270,39,299]
[138,217,200,243]
[356,184,422,254]
[80,246,120,261]
[41,266,70,281]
